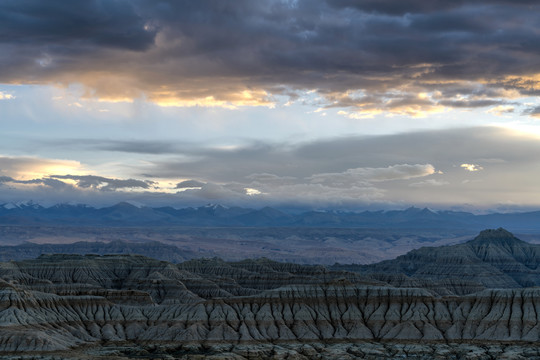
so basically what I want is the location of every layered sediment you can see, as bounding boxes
[335,228,540,295]
[3,251,540,355]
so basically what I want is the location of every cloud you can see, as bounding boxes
[0,1,539,115]
[3,127,540,209]
[0,91,14,100]
[50,175,154,191]
[246,173,297,185]
[487,105,515,116]
[116,126,540,208]
[181,182,248,201]
[0,0,156,51]
[176,179,205,189]
[409,179,449,187]
[309,164,436,185]
[522,105,540,118]
[460,163,483,172]
[0,174,73,194]
[0,155,82,179]
[245,188,262,196]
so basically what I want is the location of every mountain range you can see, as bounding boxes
[3,201,540,231]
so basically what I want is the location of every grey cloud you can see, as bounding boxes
[522,106,540,117]
[409,179,450,187]
[18,178,71,189]
[39,139,186,155]
[110,126,540,209]
[3,127,540,209]
[134,126,540,184]
[0,1,539,113]
[409,11,489,33]
[252,183,386,206]
[179,182,249,201]
[3,173,150,192]
[325,0,469,15]
[309,164,436,185]
[97,140,185,155]
[50,175,154,191]
[0,175,72,190]
[246,173,297,185]
[438,99,509,108]
[0,176,14,183]
[0,0,156,50]
[176,180,205,188]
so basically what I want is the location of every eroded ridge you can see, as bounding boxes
[2,253,540,355]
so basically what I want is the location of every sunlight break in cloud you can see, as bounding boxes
[245,188,262,196]
[487,105,515,116]
[0,91,14,100]
[0,156,83,180]
[461,164,483,172]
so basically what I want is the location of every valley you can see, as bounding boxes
[0,225,475,265]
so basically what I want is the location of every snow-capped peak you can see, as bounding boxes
[203,203,228,210]
[124,201,146,209]
[1,202,18,210]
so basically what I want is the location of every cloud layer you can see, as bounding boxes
[2,126,540,211]
[2,3,540,211]
[1,1,539,116]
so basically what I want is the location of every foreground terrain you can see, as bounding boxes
[3,229,540,358]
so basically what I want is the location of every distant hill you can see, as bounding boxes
[333,228,540,294]
[3,201,540,231]
[0,240,195,263]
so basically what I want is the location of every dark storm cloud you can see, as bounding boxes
[1,0,539,113]
[327,0,537,16]
[325,0,466,15]
[0,0,155,50]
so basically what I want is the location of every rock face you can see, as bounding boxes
[4,242,540,355]
[335,228,540,295]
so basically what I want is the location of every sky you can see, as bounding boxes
[1,0,540,211]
